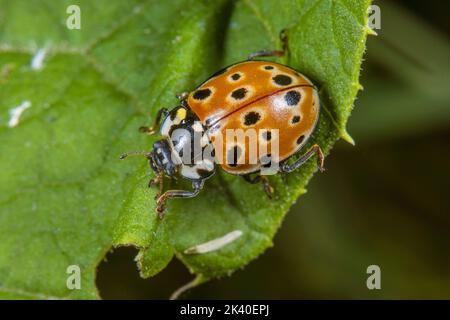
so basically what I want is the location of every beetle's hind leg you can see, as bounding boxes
[156,179,205,218]
[243,173,275,199]
[139,107,169,135]
[248,29,288,60]
[280,144,325,173]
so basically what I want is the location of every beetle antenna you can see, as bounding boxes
[119,151,151,160]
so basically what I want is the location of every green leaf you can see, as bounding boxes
[0,0,371,299]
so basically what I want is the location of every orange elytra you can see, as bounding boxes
[187,60,320,175]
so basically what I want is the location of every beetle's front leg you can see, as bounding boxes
[139,107,169,135]
[156,179,205,218]
[148,172,164,199]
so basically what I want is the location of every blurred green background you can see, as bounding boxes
[97,0,450,299]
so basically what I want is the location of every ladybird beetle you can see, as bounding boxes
[121,31,324,217]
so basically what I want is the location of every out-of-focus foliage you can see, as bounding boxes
[352,1,450,141]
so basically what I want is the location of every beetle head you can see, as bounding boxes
[149,139,178,177]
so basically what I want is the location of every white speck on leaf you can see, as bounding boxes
[31,48,47,70]
[184,230,243,255]
[8,101,32,128]
[133,5,142,14]
[172,35,182,44]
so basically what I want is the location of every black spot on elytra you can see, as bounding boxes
[273,74,292,86]
[264,65,274,70]
[297,135,305,145]
[244,111,261,126]
[262,131,272,141]
[231,87,248,100]
[292,115,301,124]
[227,145,242,167]
[193,88,211,100]
[285,90,301,106]
[231,73,241,81]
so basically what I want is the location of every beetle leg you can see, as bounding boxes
[148,172,164,199]
[176,92,189,108]
[156,179,205,218]
[280,144,325,173]
[243,174,275,199]
[176,92,189,100]
[247,29,288,60]
[139,107,169,135]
